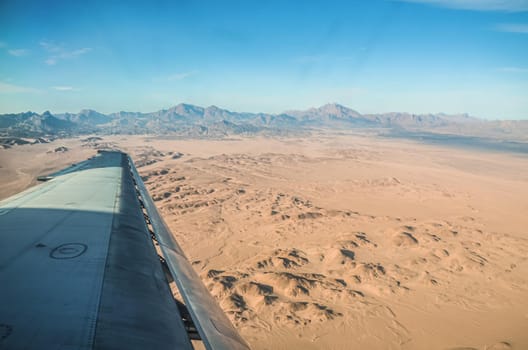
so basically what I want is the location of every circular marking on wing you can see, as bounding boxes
[50,243,87,259]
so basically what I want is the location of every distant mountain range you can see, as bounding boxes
[0,103,527,141]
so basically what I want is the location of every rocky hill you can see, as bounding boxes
[1,103,527,142]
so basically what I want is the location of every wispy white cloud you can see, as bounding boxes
[8,49,30,57]
[397,0,528,12]
[51,86,75,91]
[167,70,198,81]
[1,42,30,57]
[40,40,92,65]
[69,47,92,56]
[0,81,39,93]
[495,23,528,33]
[45,58,57,65]
[39,40,63,53]
[497,66,528,73]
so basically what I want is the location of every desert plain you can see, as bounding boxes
[0,132,527,350]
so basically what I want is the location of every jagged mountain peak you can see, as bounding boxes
[316,103,362,117]
[205,105,223,111]
[3,102,521,140]
[79,109,102,115]
[169,103,204,114]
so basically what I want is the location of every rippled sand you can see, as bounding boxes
[1,132,527,350]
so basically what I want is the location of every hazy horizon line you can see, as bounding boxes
[3,102,526,122]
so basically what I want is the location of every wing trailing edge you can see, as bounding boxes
[127,155,251,350]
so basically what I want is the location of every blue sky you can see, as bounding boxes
[0,0,527,119]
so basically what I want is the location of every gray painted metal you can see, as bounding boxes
[128,156,251,350]
[0,151,192,349]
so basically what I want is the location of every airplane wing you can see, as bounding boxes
[0,151,250,350]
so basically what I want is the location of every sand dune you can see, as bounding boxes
[1,132,527,349]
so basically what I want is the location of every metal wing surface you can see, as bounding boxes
[0,151,249,350]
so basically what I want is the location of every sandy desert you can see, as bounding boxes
[1,132,527,350]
